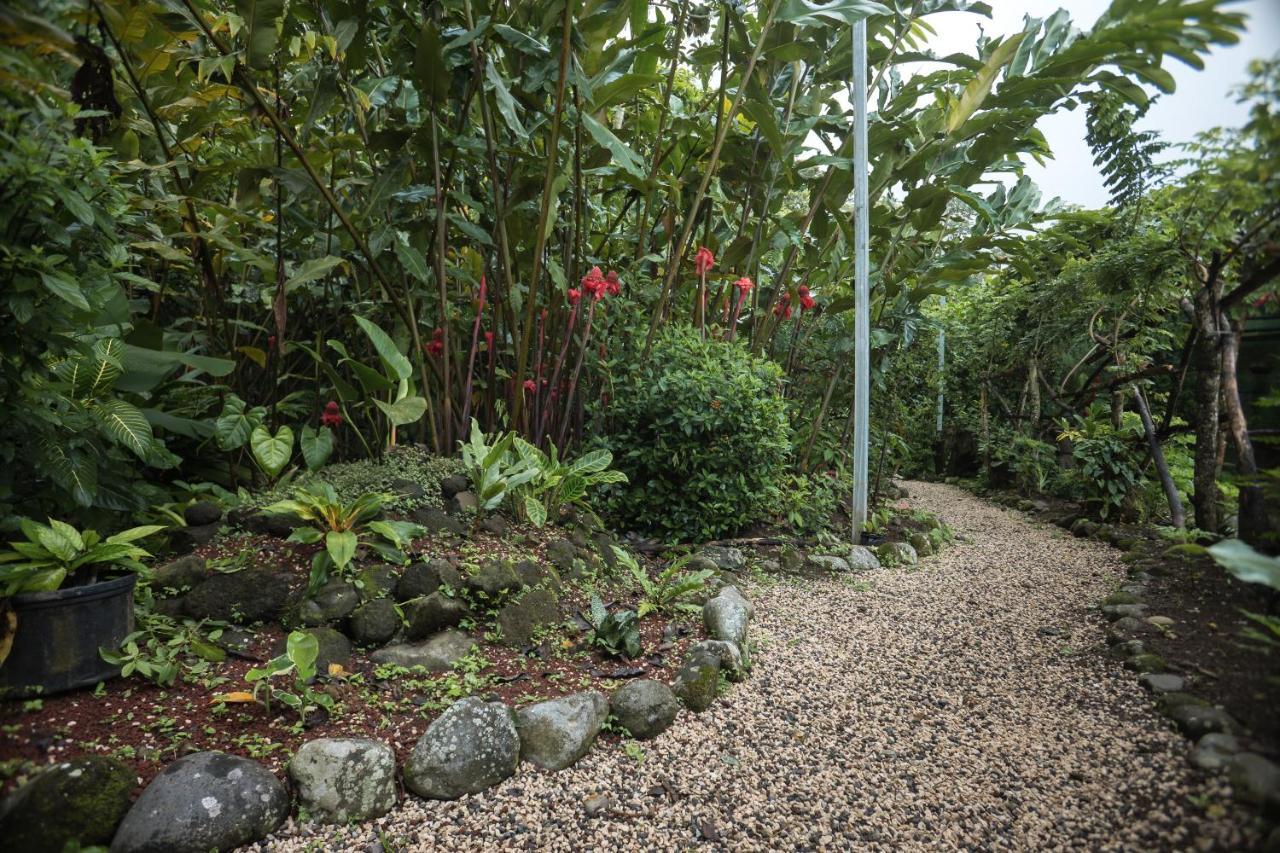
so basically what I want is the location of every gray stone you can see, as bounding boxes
[480,515,510,536]
[153,555,208,592]
[704,586,752,645]
[1124,653,1167,672]
[450,491,479,515]
[545,538,578,572]
[846,546,881,572]
[282,598,327,630]
[313,579,360,622]
[234,511,295,539]
[389,478,426,501]
[698,546,747,572]
[183,570,289,624]
[0,756,134,853]
[1106,616,1146,645]
[440,474,469,499]
[1101,603,1148,621]
[403,592,469,639]
[412,507,467,537]
[610,680,679,740]
[906,531,934,557]
[370,630,476,671]
[807,554,851,573]
[516,692,609,771]
[355,565,399,601]
[673,649,721,713]
[497,589,561,648]
[1190,733,1241,771]
[512,558,553,589]
[403,697,519,799]
[1228,753,1280,814]
[466,559,523,600]
[689,639,746,682]
[172,523,219,553]
[396,559,448,601]
[1103,590,1141,606]
[289,738,396,823]
[109,752,288,853]
[348,598,400,647]
[583,793,612,817]
[275,627,351,676]
[1110,639,1146,658]
[1139,672,1186,693]
[1167,702,1235,738]
[876,541,918,567]
[183,500,223,527]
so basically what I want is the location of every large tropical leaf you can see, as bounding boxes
[234,0,285,70]
[373,396,427,427]
[93,399,155,458]
[250,425,294,478]
[354,315,412,381]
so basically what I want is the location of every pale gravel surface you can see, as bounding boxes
[256,481,1257,852]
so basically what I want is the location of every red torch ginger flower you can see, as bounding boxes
[484,330,495,349]
[581,266,608,302]
[320,400,343,428]
[426,327,444,357]
[567,288,582,305]
[605,270,621,296]
[694,246,715,275]
[523,379,537,393]
[773,292,793,319]
[798,284,816,312]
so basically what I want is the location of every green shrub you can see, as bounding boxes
[601,327,790,541]
[248,446,459,514]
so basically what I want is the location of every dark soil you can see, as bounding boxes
[0,526,705,796]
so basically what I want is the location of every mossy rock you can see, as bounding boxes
[275,627,351,675]
[496,588,561,648]
[1164,543,1209,560]
[876,541,918,568]
[1156,691,1209,716]
[0,756,134,853]
[673,651,720,713]
[355,565,400,601]
[348,598,400,647]
[1124,653,1167,672]
[1102,590,1141,606]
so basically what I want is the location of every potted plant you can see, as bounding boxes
[0,518,163,696]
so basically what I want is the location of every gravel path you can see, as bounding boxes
[262,481,1255,851]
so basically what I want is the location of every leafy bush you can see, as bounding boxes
[0,518,164,595]
[264,483,423,593]
[507,441,627,527]
[991,434,1058,495]
[777,471,847,535]
[613,546,714,617]
[601,327,791,541]
[249,446,459,515]
[586,594,641,659]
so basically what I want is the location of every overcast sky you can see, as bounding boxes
[925,0,1280,208]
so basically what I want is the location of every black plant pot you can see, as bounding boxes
[0,574,136,698]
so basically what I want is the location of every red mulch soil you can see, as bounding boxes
[0,526,705,795]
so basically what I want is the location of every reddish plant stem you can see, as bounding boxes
[558,298,598,448]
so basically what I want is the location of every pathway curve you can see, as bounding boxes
[265,481,1253,851]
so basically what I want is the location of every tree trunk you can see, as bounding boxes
[1132,386,1185,528]
[1190,286,1222,532]
[1222,317,1270,546]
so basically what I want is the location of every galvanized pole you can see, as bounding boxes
[936,296,946,435]
[850,18,870,543]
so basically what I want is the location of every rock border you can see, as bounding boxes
[1,572,759,851]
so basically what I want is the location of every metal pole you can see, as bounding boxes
[936,296,946,435]
[850,19,870,543]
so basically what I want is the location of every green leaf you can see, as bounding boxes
[569,449,613,474]
[41,440,97,506]
[36,520,81,562]
[493,24,548,55]
[414,20,451,102]
[286,256,346,291]
[373,396,427,427]
[215,396,263,451]
[250,424,294,478]
[524,496,547,528]
[92,399,155,458]
[300,425,334,472]
[353,315,412,381]
[40,271,90,310]
[105,525,166,545]
[580,113,646,180]
[394,242,430,284]
[325,529,357,570]
[485,58,528,140]
[947,33,1027,134]
[1208,539,1280,591]
[287,527,324,545]
[285,629,320,682]
[235,0,285,70]
[778,0,889,28]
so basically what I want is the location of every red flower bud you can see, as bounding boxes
[694,246,715,276]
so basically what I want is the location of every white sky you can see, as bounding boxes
[925,0,1280,208]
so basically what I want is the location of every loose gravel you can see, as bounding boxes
[257,481,1257,851]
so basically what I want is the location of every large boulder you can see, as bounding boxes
[370,630,476,671]
[183,500,223,527]
[396,559,451,601]
[1228,753,1280,815]
[876,541,918,568]
[403,592,469,639]
[515,692,609,771]
[183,570,289,623]
[152,554,209,592]
[610,680,679,740]
[698,546,747,572]
[348,598,400,647]
[544,538,578,573]
[312,579,360,623]
[403,697,520,799]
[673,648,721,713]
[466,560,522,600]
[846,546,881,572]
[703,586,752,645]
[288,738,397,823]
[110,752,288,853]
[355,565,400,601]
[496,589,561,648]
[274,627,351,676]
[411,507,467,537]
[806,554,850,573]
[689,639,746,682]
[0,756,134,853]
